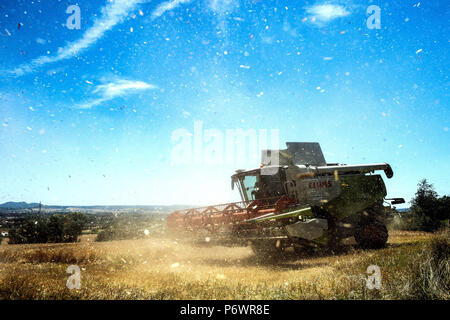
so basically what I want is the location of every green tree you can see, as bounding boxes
[410,179,448,232]
[437,196,450,222]
[63,212,88,242]
[8,212,88,244]
[8,216,49,244]
[47,214,65,242]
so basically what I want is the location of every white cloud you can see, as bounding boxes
[10,0,144,76]
[152,0,191,20]
[78,79,157,109]
[36,38,46,45]
[208,0,238,14]
[306,3,350,23]
[10,0,195,76]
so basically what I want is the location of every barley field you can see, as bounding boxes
[0,231,447,300]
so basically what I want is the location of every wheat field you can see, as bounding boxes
[0,231,439,299]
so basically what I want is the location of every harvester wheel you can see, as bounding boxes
[355,204,388,249]
[355,221,388,249]
[326,216,342,252]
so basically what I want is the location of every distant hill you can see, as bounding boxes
[0,202,190,213]
[0,201,41,209]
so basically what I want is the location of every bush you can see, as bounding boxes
[96,223,144,242]
[95,213,165,242]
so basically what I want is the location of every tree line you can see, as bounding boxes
[7,212,88,244]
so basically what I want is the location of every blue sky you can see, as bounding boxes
[0,0,448,207]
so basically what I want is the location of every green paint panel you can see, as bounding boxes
[324,174,386,220]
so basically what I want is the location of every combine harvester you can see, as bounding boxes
[167,142,404,256]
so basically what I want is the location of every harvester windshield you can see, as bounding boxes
[232,168,286,203]
[242,174,258,201]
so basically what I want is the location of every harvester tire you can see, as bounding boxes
[326,216,342,252]
[355,204,388,249]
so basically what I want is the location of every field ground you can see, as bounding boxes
[0,231,442,299]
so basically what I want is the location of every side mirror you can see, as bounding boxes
[384,164,394,179]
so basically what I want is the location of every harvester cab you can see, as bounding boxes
[167,142,405,256]
[231,167,286,202]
